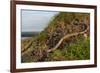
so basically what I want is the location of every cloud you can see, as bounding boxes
[21,10,59,32]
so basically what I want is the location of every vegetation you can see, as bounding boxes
[21,12,90,63]
[45,35,90,61]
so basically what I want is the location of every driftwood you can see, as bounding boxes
[47,23,89,52]
[21,21,89,61]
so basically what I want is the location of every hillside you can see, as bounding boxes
[21,12,90,63]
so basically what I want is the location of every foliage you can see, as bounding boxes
[45,36,90,61]
[21,12,90,63]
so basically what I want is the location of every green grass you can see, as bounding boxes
[45,36,90,61]
[21,12,90,62]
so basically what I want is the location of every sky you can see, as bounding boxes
[21,10,59,32]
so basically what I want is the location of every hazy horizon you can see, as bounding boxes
[21,10,59,32]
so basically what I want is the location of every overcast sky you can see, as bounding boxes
[21,10,59,32]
